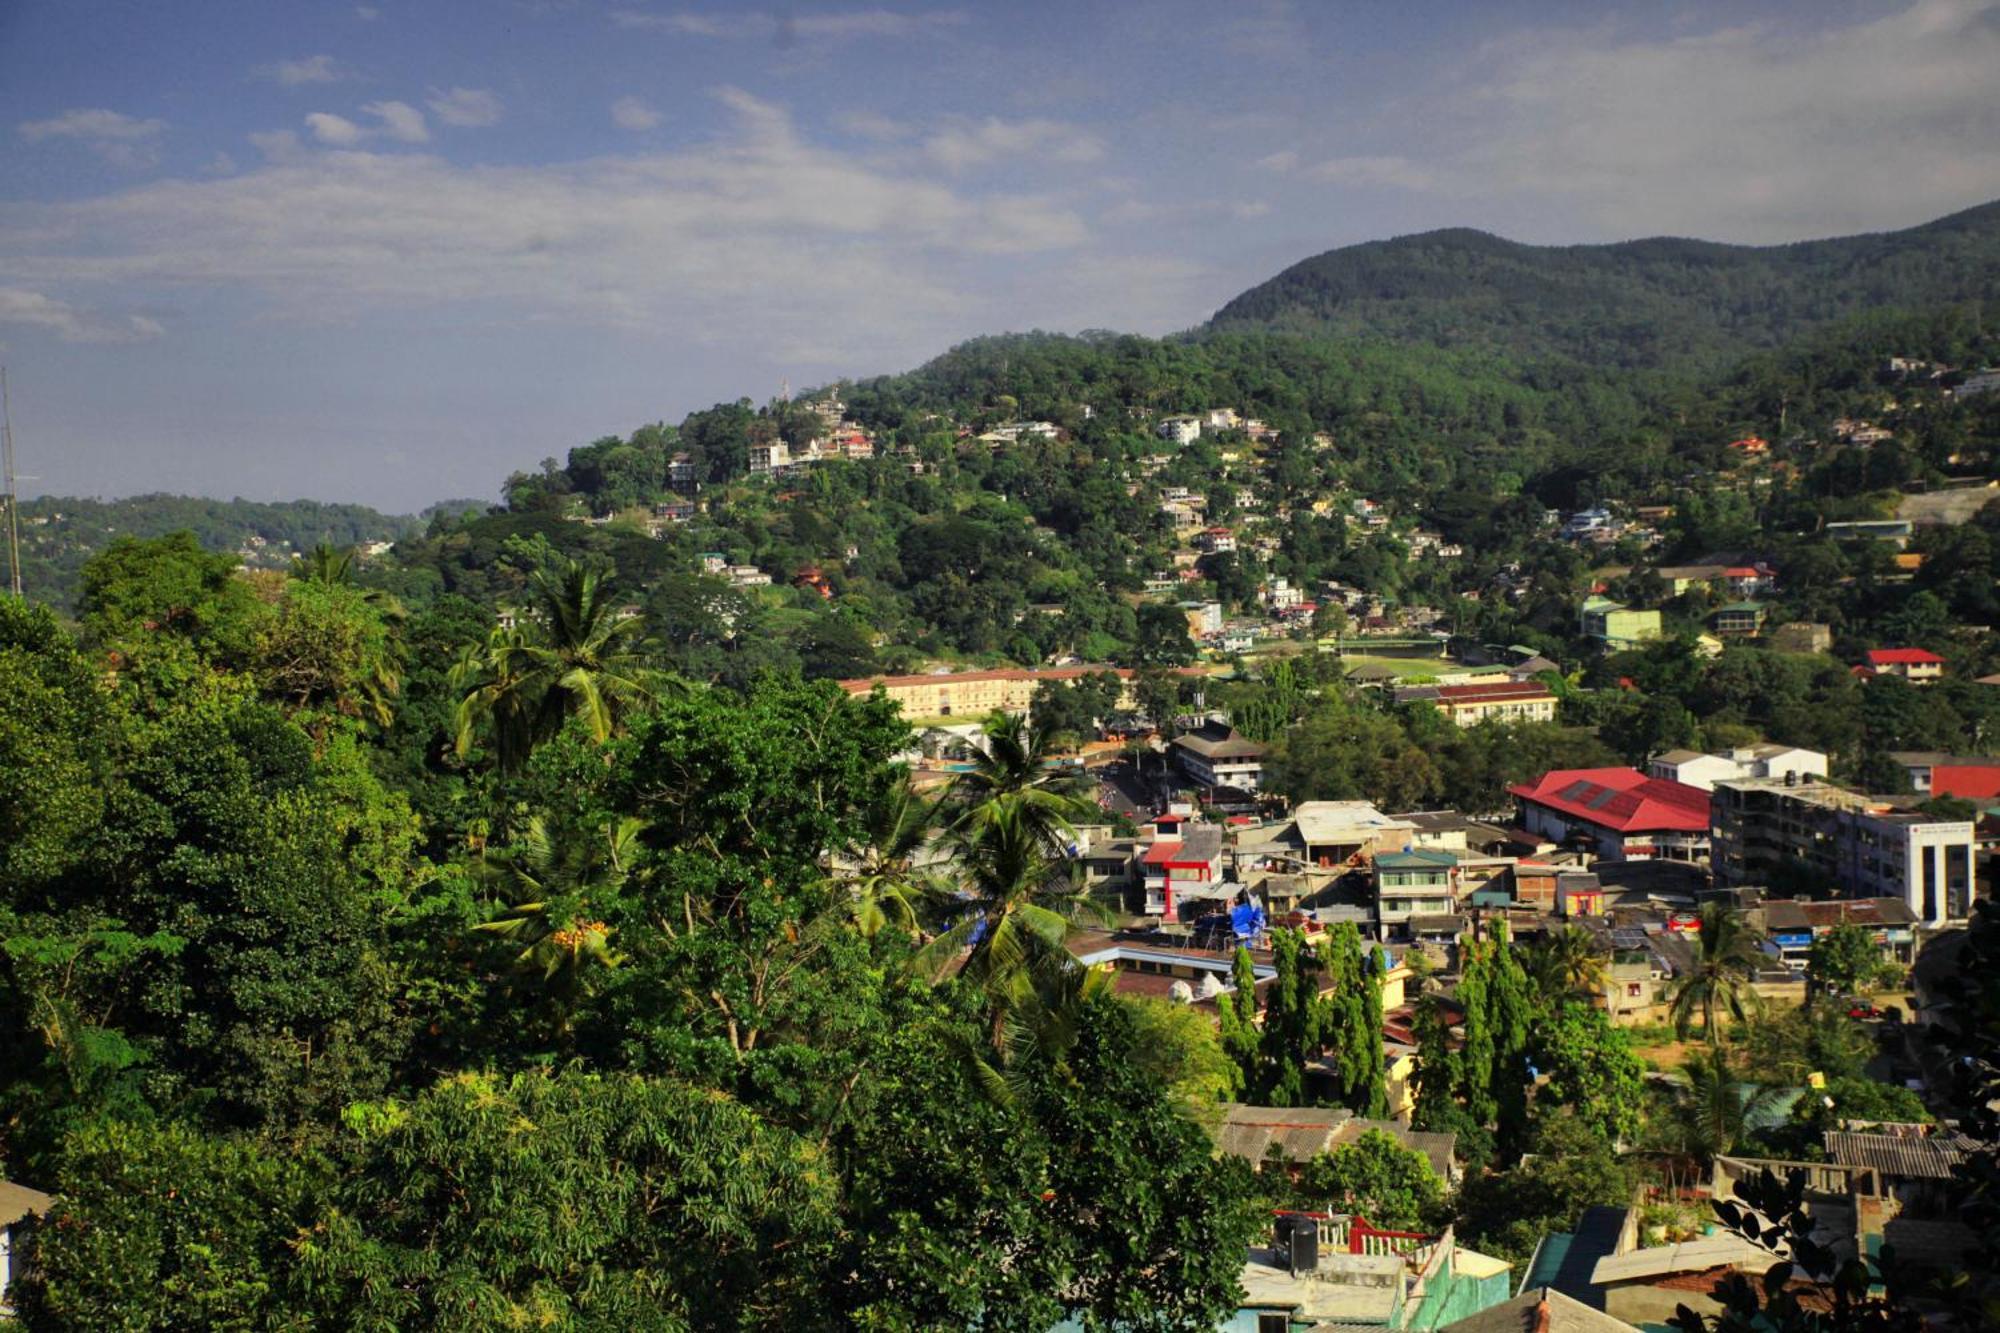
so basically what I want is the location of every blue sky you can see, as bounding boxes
[3,0,1998,510]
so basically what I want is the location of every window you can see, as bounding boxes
[1626,983,1643,998]
[1258,1315,1291,1333]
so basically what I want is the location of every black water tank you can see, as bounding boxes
[1290,1219,1320,1274]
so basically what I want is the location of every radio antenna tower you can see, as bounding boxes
[1,368,21,599]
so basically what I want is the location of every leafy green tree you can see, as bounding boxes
[1531,1001,1646,1143]
[76,531,266,666]
[1410,992,1461,1134]
[1255,928,1330,1107]
[1322,924,1387,1116]
[1131,602,1196,667]
[253,578,402,727]
[16,1118,328,1331]
[304,1071,838,1329]
[1458,1110,1637,1266]
[1652,1048,1786,1168]
[1291,1129,1444,1232]
[1457,940,1497,1125]
[1808,922,1887,1001]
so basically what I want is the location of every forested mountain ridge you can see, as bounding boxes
[1205,200,2000,370]
[11,493,418,613]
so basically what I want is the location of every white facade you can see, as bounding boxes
[1647,745,1828,793]
[1156,417,1203,445]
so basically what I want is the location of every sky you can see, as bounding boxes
[2,0,1998,512]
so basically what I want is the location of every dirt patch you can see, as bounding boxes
[1897,485,1999,527]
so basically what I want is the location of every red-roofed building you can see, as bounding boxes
[1140,825,1226,917]
[1932,765,2000,802]
[1509,768,1712,864]
[1865,648,1945,684]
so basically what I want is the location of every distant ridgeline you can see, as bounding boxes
[12,494,417,613]
[1205,200,2000,372]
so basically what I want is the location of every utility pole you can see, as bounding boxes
[1,368,21,599]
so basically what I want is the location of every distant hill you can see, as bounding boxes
[10,493,418,613]
[1204,201,2000,371]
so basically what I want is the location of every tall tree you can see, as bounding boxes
[1669,900,1764,1044]
[453,558,661,771]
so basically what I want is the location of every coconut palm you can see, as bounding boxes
[1526,924,1608,1000]
[915,799,1110,994]
[946,710,1094,852]
[474,815,641,1033]
[1668,901,1765,1045]
[834,772,945,939]
[1655,1048,1787,1168]
[453,559,664,770]
[290,542,359,588]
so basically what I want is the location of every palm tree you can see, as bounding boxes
[291,542,358,587]
[946,711,1094,852]
[453,559,663,770]
[1655,1048,1787,1169]
[1668,900,1765,1045]
[833,773,945,939]
[474,815,640,1034]
[1526,924,1608,1000]
[915,800,1110,996]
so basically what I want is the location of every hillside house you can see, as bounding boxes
[1510,769,1711,864]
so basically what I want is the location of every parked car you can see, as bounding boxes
[1845,999,1882,1020]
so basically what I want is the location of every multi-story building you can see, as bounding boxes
[1864,648,1945,683]
[1373,850,1458,929]
[1580,596,1663,648]
[1710,779,1976,925]
[837,665,1202,721]
[1510,768,1711,864]
[1647,744,1828,793]
[1139,824,1225,917]
[1393,680,1558,727]
[1709,601,1767,637]
[1155,416,1202,445]
[1170,723,1268,791]
[1768,622,1832,654]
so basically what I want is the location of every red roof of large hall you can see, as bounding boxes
[1866,648,1945,667]
[1508,767,1711,834]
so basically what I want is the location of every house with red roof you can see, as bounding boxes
[1864,648,1945,684]
[1509,768,1712,865]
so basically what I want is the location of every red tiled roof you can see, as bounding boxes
[1508,768,1711,834]
[1932,765,2000,801]
[1142,840,1185,865]
[1433,681,1556,702]
[838,665,1203,693]
[1867,648,1944,666]
[1725,566,1758,578]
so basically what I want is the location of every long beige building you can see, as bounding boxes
[837,665,1145,719]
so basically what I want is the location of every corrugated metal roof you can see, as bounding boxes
[1825,1131,1976,1180]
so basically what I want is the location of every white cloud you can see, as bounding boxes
[0,287,162,343]
[18,107,167,168]
[259,55,345,86]
[610,8,968,41]
[1303,155,1437,191]
[1452,0,2000,238]
[923,117,1105,172]
[363,100,430,143]
[428,87,504,128]
[0,87,1091,366]
[305,112,365,146]
[610,96,662,131]
[19,108,166,143]
[249,129,304,161]
[1254,149,1299,173]
[837,110,911,141]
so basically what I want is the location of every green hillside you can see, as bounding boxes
[1204,200,2000,370]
